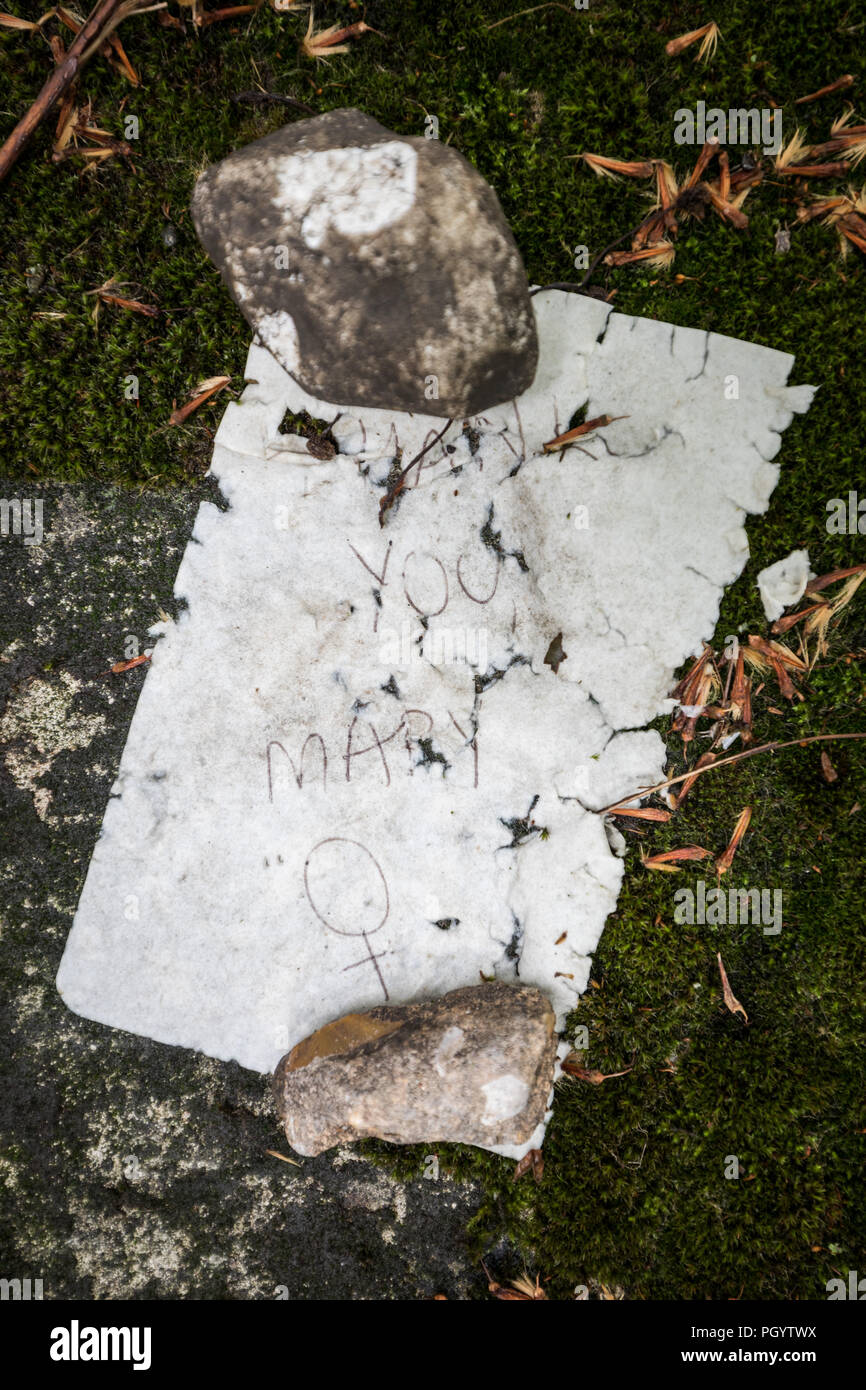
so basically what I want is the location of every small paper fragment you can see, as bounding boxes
[757,549,813,621]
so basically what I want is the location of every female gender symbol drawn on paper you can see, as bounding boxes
[303,837,390,1000]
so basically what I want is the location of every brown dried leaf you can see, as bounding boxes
[686,140,720,188]
[513,1148,544,1184]
[747,635,806,671]
[672,653,721,742]
[775,661,798,701]
[780,162,852,178]
[771,602,828,634]
[168,375,231,426]
[664,21,720,62]
[801,570,866,661]
[718,148,731,201]
[795,196,851,225]
[577,152,655,181]
[0,10,39,28]
[198,5,259,28]
[605,241,675,269]
[820,750,838,784]
[632,209,671,249]
[542,413,628,452]
[106,33,138,85]
[729,650,753,736]
[302,15,376,58]
[483,1263,547,1300]
[715,806,752,877]
[747,633,804,699]
[705,185,749,229]
[53,97,79,153]
[55,6,81,33]
[831,569,866,609]
[611,806,671,822]
[832,109,866,137]
[641,845,712,872]
[805,563,866,595]
[838,212,866,253]
[775,128,810,171]
[717,953,748,1022]
[562,1054,634,1083]
[729,165,765,193]
[671,647,715,701]
[672,752,718,808]
[807,135,866,161]
[101,653,151,676]
[654,159,679,208]
[98,292,158,317]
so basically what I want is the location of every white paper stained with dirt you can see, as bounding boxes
[57,291,813,1150]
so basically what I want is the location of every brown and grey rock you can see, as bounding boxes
[272,982,557,1156]
[190,109,538,417]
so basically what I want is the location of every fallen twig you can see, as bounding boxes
[378,418,453,526]
[0,0,165,183]
[795,75,855,105]
[231,90,317,115]
[599,733,866,814]
[198,4,258,28]
[485,2,576,30]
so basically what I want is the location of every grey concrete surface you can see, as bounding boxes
[0,480,513,1300]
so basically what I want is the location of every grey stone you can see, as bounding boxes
[190,109,538,417]
[272,982,557,1156]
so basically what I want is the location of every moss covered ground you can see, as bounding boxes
[1,0,864,1299]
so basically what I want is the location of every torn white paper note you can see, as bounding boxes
[57,290,813,1153]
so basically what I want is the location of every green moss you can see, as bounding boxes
[368,595,866,1301]
[2,0,865,1299]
